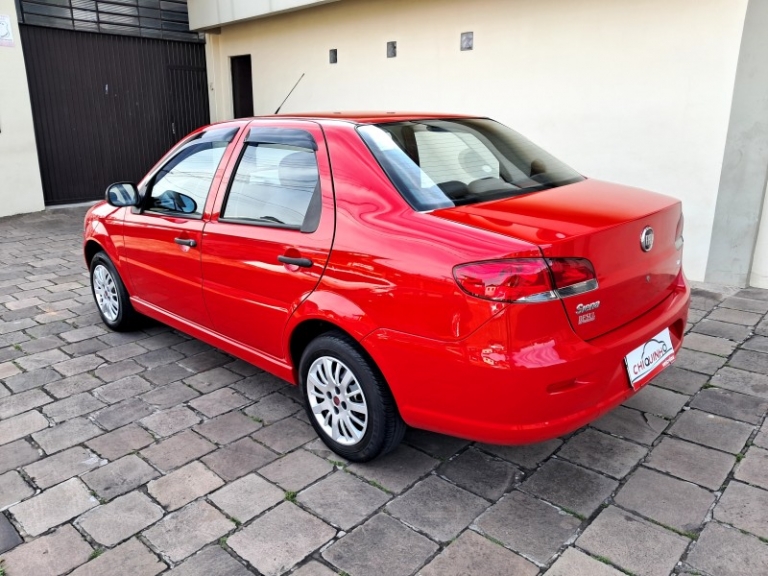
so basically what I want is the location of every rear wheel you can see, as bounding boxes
[90,252,139,332]
[299,332,405,462]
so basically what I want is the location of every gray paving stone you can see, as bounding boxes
[0,361,19,381]
[0,512,22,554]
[139,332,187,351]
[93,398,154,431]
[148,461,223,511]
[421,529,538,576]
[743,334,768,353]
[142,363,196,387]
[645,437,735,490]
[711,366,768,400]
[141,430,216,472]
[188,387,248,418]
[721,295,768,313]
[24,446,104,489]
[623,384,689,417]
[674,348,728,375]
[93,375,152,404]
[386,475,488,542]
[85,424,154,460]
[0,470,34,510]
[201,436,277,481]
[141,381,199,408]
[0,387,53,419]
[714,481,768,539]
[734,287,768,302]
[683,332,737,356]
[259,448,333,491]
[69,538,166,576]
[208,472,284,522]
[557,429,647,479]
[178,350,230,373]
[686,521,768,576]
[166,545,251,576]
[437,447,518,500]
[252,417,316,454]
[290,561,337,576]
[94,359,144,382]
[194,410,260,444]
[77,491,164,547]
[0,438,40,474]
[522,458,618,517]
[475,490,581,565]
[95,342,148,363]
[140,406,201,437]
[690,387,768,424]
[15,348,70,371]
[133,347,184,369]
[576,506,689,576]
[230,372,285,400]
[615,466,714,533]
[478,438,562,469]
[298,470,390,530]
[708,307,763,326]
[591,405,668,444]
[668,409,753,453]
[735,446,768,489]
[729,349,768,375]
[229,502,336,576]
[403,428,471,459]
[60,325,107,343]
[45,373,101,398]
[4,367,61,392]
[323,513,437,576]
[18,335,64,354]
[243,391,301,424]
[32,417,102,454]
[82,454,160,500]
[42,392,105,422]
[171,339,215,357]
[183,367,240,394]
[0,525,92,576]
[0,409,48,446]
[544,547,625,576]
[143,501,233,563]
[52,353,105,377]
[758,315,768,336]
[347,444,439,494]
[9,477,97,536]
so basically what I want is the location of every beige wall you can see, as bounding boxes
[204,0,748,281]
[0,0,44,217]
[749,182,768,288]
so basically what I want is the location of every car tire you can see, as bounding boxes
[90,252,139,332]
[299,332,406,462]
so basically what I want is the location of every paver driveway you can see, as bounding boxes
[0,206,767,576]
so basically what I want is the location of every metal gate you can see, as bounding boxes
[20,25,209,205]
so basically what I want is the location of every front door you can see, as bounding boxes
[202,120,335,360]
[122,127,240,327]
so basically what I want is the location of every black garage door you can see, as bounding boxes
[21,25,209,205]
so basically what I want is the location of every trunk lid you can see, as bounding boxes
[432,179,683,340]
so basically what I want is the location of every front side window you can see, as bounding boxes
[222,144,319,229]
[358,118,584,211]
[147,141,228,217]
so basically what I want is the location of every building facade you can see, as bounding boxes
[188,0,768,289]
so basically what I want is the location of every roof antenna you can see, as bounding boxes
[274,73,305,114]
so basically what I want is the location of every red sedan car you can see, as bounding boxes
[84,113,689,461]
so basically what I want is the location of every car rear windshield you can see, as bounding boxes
[357,118,584,211]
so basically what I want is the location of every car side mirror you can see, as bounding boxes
[105,182,139,207]
[153,190,198,214]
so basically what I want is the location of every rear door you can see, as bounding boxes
[121,126,241,327]
[202,120,335,360]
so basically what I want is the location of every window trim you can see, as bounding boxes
[218,140,322,233]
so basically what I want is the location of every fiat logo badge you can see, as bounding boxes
[640,226,654,252]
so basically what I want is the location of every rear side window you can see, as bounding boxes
[222,144,320,229]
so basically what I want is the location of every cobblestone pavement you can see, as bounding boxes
[0,206,767,576]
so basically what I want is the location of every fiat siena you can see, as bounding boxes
[84,113,689,461]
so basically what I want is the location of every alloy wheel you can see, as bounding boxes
[92,264,120,322]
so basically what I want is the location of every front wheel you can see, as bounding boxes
[299,333,405,462]
[90,252,139,332]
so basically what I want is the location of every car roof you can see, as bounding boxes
[266,112,478,124]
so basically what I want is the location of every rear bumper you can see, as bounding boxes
[362,275,690,444]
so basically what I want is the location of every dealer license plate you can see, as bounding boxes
[624,328,675,389]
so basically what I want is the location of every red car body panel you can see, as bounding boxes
[84,113,690,445]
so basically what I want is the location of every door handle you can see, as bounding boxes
[278,255,313,268]
[174,238,197,247]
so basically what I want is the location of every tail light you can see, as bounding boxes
[454,258,597,303]
[675,213,684,250]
